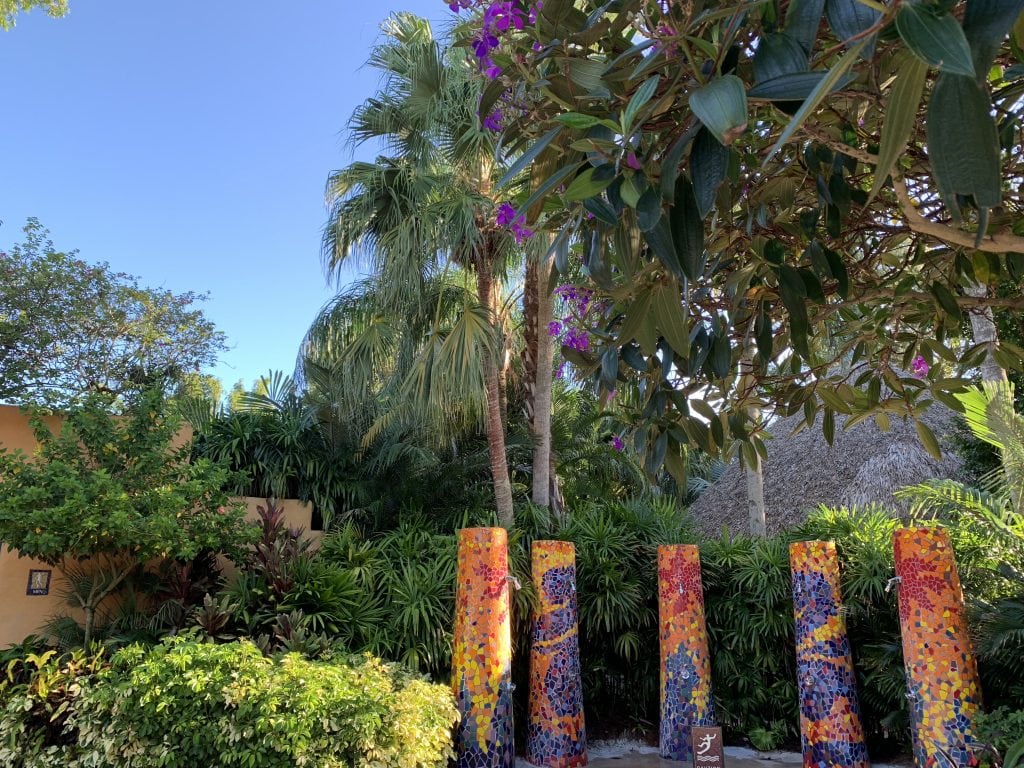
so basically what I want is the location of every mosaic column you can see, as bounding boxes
[893,527,982,768]
[657,544,716,761]
[789,541,870,768]
[527,540,587,768]
[453,528,514,768]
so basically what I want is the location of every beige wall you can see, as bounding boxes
[0,406,318,648]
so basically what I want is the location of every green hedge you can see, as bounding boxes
[0,638,456,768]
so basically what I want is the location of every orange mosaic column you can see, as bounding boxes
[789,541,869,768]
[657,545,716,761]
[893,527,982,768]
[453,528,514,768]
[527,540,587,768]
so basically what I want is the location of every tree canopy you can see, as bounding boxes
[450,0,1024,477]
[0,219,226,408]
[0,0,66,29]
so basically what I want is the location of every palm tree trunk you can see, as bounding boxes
[965,281,1007,383]
[530,257,555,507]
[477,267,515,527]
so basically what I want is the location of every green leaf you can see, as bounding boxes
[764,40,866,163]
[896,3,976,77]
[822,246,849,297]
[555,112,616,131]
[497,126,563,190]
[652,283,690,357]
[583,196,618,225]
[620,173,644,208]
[688,75,748,146]
[669,175,705,280]
[660,128,698,200]
[786,0,827,53]
[930,281,963,322]
[963,0,1024,82]
[823,407,835,445]
[926,73,1002,212]
[1006,251,1024,281]
[753,32,809,83]
[755,307,774,361]
[636,186,663,232]
[644,215,685,283]
[565,58,610,96]
[519,162,583,217]
[563,165,615,201]
[600,346,619,388]
[870,52,928,202]
[622,75,660,134]
[826,0,881,50]
[914,419,943,460]
[748,71,856,100]
[691,127,729,219]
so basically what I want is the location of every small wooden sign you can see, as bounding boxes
[26,569,51,596]
[691,726,724,768]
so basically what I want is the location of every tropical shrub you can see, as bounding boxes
[1,637,457,768]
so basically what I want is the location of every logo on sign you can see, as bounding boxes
[691,726,724,768]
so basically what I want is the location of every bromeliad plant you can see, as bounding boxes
[450,0,1024,479]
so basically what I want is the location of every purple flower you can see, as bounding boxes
[611,435,624,452]
[911,355,930,379]
[496,202,517,227]
[482,109,503,132]
[564,327,589,352]
[626,151,642,170]
[547,320,563,337]
[495,201,534,244]
[555,362,566,380]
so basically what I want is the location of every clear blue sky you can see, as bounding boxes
[0,0,447,392]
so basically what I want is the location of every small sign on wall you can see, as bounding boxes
[26,569,51,596]
[692,726,724,768]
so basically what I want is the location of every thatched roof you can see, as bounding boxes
[688,404,964,537]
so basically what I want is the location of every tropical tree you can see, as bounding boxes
[320,13,531,525]
[0,390,251,645]
[1,219,226,408]
[448,0,1024,491]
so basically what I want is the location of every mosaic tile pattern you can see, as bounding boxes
[894,527,981,768]
[789,541,869,768]
[527,540,587,768]
[454,528,515,768]
[657,545,716,762]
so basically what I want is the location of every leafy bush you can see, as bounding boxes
[0,637,455,768]
[975,709,1024,757]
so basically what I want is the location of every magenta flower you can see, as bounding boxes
[495,201,534,244]
[911,355,930,379]
[611,435,624,452]
[547,320,562,337]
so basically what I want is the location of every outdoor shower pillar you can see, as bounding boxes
[527,540,587,768]
[453,527,514,768]
[789,540,869,768]
[657,544,716,761]
[894,527,982,768]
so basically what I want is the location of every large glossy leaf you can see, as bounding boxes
[825,0,881,53]
[688,75,748,146]
[963,0,1024,80]
[764,40,866,163]
[870,51,928,202]
[636,186,663,232]
[622,75,660,134]
[747,71,855,100]
[497,126,563,190]
[644,215,685,283]
[670,176,704,280]
[652,283,690,357]
[691,127,729,219]
[753,32,809,83]
[660,127,698,200]
[896,2,976,77]
[562,165,615,201]
[786,0,827,54]
[926,73,1002,212]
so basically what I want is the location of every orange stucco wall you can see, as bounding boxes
[0,406,318,648]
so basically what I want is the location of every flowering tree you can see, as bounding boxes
[450,0,1024,494]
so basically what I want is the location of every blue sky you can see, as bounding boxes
[0,0,447,392]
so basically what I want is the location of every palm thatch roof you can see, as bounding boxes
[688,404,965,537]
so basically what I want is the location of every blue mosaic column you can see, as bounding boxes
[789,540,869,768]
[527,540,587,768]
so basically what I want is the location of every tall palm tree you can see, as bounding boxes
[320,14,520,525]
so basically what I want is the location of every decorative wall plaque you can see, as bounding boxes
[691,726,724,768]
[26,569,51,596]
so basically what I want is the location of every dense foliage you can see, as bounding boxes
[448,0,1024,477]
[0,638,457,768]
[0,220,225,408]
[0,390,253,644]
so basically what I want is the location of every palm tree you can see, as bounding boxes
[320,14,520,524]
